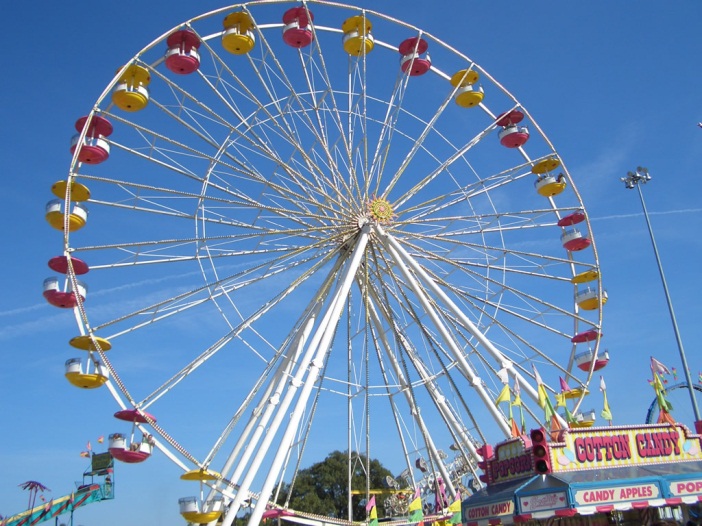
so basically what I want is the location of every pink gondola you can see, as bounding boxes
[399,37,431,76]
[69,115,113,164]
[48,256,90,275]
[571,329,601,344]
[557,210,586,227]
[496,110,529,148]
[165,30,201,74]
[282,6,314,48]
[575,349,610,372]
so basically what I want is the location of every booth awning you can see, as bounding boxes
[463,478,533,526]
[513,473,572,521]
[463,462,702,523]
[652,460,702,505]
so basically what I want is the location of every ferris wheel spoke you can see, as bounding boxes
[92,239,335,337]
[394,235,592,344]
[142,246,340,408]
[393,121,500,210]
[382,89,456,199]
[134,64,349,215]
[379,227,553,405]
[371,231,513,437]
[364,275,486,464]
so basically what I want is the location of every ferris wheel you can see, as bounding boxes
[44,1,607,524]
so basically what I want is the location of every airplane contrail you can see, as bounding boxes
[590,208,702,222]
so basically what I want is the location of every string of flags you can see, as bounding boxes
[492,365,615,434]
[79,435,105,457]
[650,356,676,425]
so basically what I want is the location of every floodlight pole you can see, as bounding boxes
[622,167,702,429]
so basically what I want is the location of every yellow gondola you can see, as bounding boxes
[112,64,151,112]
[65,358,108,389]
[341,15,374,55]
[450,69,484,108]
[222,11,256,55]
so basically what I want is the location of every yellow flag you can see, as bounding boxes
[494,384,511,406]
[409,496,423,513]
[537,383,549,409]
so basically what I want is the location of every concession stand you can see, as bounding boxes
[462,423,702,526]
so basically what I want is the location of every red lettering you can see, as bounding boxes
[637,431,681,459]
[574,435,632,464]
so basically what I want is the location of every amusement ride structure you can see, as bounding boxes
[43,1,608,524]
[3,454,114,526]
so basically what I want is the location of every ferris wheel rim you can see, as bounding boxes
[53,1,605,522]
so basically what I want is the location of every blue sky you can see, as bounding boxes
[1,1,701,526]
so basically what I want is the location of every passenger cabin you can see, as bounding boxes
[108,409,157,463]
[531,157,566,197]
[569,409,597,428]
[496,110,529,148]
[575,286,608,310]
[43,276,87,308]
[222,12,256,54]
[65,358,108,389]
[450,69,484,108]
[69,115,112,165]
[399,37,431,76]
[45,200,88,232]
[561,228,591,251]
[575,349,610,372]
[179,496,224,523]
[179,469,224,523]
[108,432,153,463]
[112,64,151,112]
[341,15,374,55]
[165,30,201,74]
[282,6,314,48]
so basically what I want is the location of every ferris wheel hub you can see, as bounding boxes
[366,196,395,224]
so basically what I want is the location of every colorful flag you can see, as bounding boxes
[408,496,424,525]
[532,365,548,409]
[86,441,92,452]
[80,451,90,458]
[448,497,462,525]
[600,376,612,422]
[512,376,526,433]
[366,495,378,526]
[494,384,511,406]
[559,377,570,392]
[601,390,613,422]
[97,435,105,444]
[653,372,673,412]
[408,496,423,513]
[651,357,671,375]
[512,376,522,407]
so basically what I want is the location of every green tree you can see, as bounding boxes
[276,450,393,521]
